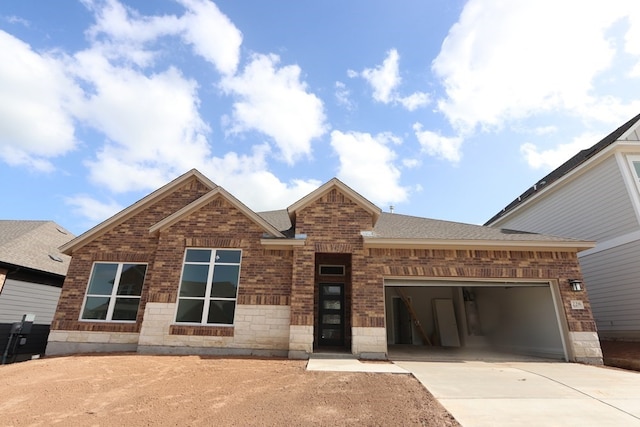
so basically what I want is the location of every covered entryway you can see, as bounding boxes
[314,253,352,352]
[385,280,569,361]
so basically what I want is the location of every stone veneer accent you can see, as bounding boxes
[288,325,313,359]
[45,330,139,355]
[48,303,291,355]
[568,331,604,364]
[352,327,386,359]
[137,302,290,350]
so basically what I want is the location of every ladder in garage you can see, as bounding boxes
[395,288,432,346]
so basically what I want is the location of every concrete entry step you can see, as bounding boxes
[310,351,357,359]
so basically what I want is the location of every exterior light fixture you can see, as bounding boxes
[569,279,582,292]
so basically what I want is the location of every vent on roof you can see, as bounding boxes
[48,254,64,262]
[56,228,68,235]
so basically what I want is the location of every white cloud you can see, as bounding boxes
[413,123,463,163]
[64,194,124,223]
[221,53,328,164]
[0,31,81,171]
[397,92,430,111]
[330,130,409,206]
[178,0,243,75]
[6,16,30,27]
[200,145,323,212]
[68,48,211,192]
[85,0,241,73]
[359,49,430,111]
[362,49,401,103]
[83,0,182,66]
[520,132,604,170]
[402,158,421,168]
[335,81,354,110]
[433,0,640,132]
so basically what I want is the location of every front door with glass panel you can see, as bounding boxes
[318,283,344,347]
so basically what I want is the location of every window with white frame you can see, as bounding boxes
[631,157,640,180]
[81,263,147,321]
[175,248,242,325]
[627,155,640,192]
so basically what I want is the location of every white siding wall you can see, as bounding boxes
[498,156,639,241]
[579,239,640,335]
[0,279,61,324]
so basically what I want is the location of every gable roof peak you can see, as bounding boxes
[60,168,217,254]
[149,186,285,238]
[287,177,382,226]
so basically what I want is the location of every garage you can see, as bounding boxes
[384,279,569,361]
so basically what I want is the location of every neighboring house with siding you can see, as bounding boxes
[48,169,602,363]
[0,220,74,362]
[486,113,640,341]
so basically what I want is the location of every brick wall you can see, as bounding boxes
[363,248,595,333]
[51,178,210,333]
[290,189,371,327]
[52,179,292,337]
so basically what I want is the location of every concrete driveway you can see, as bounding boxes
[394,360,640,427]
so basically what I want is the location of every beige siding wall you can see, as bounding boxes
[579,239,640,338]
[498,156,638,241]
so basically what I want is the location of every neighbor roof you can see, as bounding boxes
[0,220,75,276]
[485,113,640,225]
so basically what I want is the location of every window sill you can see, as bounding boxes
[170,324,235,337]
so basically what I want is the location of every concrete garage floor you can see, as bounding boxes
[387,344,559,362]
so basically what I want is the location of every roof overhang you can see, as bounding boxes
[362,237,596,252]
[60,169,217,255]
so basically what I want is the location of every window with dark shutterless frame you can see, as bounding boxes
[80,262,147,321]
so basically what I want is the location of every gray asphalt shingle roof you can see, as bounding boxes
[257,210,582,243]
[0,220,75,276]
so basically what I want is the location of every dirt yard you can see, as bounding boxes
[0,354,460,427]
[601,340,640,372]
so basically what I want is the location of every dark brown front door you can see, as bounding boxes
[318,283,344,347]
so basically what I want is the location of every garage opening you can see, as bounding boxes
[385,280,568,361]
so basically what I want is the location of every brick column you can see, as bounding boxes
[288,244,315,358]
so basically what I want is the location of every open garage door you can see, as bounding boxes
[384,280,569,361]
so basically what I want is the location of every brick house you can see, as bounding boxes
[47,169,603,363]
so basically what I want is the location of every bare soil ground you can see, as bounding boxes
[601,340,640,372]
[0,354,460,427]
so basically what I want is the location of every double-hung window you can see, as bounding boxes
[81,263,147,321]
[175,248,242,325]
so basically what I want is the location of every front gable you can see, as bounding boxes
[60,169,216,255]
[287,178,381,239]
[150,187,285,239]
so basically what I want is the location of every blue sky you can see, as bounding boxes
[2,0,640,236]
